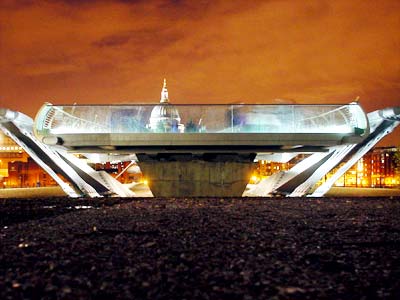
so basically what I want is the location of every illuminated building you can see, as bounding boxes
[0,131,60,188]
[0,132,27,187]
[256,160,290,177]
[350,147,399,188]
[92,161,143,184]
[7,158,57,188]
[318,146,400,188]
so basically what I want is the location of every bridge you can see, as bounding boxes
[1,81,399,197]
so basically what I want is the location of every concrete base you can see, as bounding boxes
[137,153,256,197]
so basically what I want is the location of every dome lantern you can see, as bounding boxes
[160,78,169,103]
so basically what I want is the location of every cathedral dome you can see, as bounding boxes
[150,103,180,121]
[148,79,183,132]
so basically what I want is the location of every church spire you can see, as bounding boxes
[160,78,169,103]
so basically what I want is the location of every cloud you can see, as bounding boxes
[93,33,132,48]
[0,0,399,146]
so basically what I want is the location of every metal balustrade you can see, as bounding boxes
[34,103,369,138]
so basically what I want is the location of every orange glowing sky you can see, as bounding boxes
[0,0,399,144]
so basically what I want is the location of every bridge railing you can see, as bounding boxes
[34,103,368,137]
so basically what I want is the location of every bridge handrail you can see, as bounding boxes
[34,103,369,138]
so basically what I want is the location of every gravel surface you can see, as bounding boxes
[0,197,399,300]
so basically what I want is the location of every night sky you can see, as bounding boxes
[0,0,399,145]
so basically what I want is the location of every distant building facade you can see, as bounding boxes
[7,158,57,188]
[93,161,143,184]
[0,133,27,187]
[256,160,291,178]
[361,147,399,188]
[254,147,400,189]
[321,146,400,188]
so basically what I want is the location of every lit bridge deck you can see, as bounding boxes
[34,103,369,152]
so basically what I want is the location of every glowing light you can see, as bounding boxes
[250,175,259,183]
[357,160,364,172]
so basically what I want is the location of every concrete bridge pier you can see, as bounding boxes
[137,153,256,197]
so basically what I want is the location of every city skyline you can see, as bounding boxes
[0,0,399,145]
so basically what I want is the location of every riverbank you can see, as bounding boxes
[0,185,399,199]
[1,197,399,299]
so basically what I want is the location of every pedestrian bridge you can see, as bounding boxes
[34,103,369,152]
[1,101,398,198]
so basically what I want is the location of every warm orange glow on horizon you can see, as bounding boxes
[0,0,399,145]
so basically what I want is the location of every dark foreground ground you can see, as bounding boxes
[0,197,399,300]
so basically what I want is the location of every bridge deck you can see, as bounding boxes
[35,103,369,151]
[49,132,364,153]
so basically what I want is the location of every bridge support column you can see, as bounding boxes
[137,153,256,197]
